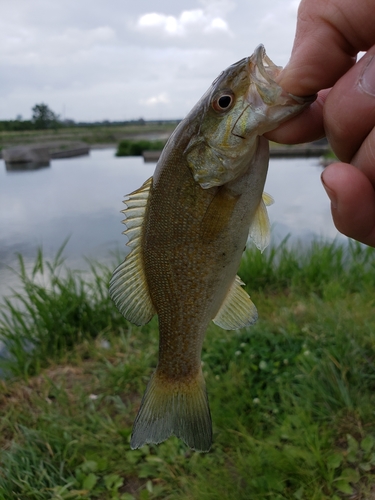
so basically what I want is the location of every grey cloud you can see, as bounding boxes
[1,0,299,121]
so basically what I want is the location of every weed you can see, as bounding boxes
[0,239,374,498]
[115,140,166,157]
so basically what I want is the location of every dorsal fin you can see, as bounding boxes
[213,275,258,330]
[109,177,156,325]
[248,192,274,253]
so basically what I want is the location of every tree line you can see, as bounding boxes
[0,104,60,132]
[0,103,180,132]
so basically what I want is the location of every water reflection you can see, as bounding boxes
[5,161,50,172]
[0,148,342,301]
[265,157,341,244]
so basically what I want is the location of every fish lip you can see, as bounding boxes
[250,44,281,86]
[248,45,318,105]
[288,92,317,104]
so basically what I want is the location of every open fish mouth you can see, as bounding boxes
[252,44,282,89]
[248,44,316,106]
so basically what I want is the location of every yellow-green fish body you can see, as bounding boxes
[110,45,314,452]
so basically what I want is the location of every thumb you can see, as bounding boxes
[278,0,360,96]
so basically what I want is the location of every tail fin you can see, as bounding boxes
[130,368,212,452]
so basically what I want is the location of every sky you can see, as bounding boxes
[1,0,301,122]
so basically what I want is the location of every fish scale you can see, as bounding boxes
[109,44,315,451]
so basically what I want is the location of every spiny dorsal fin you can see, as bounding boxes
[109,177,156,325]
[248,192,274,253]
[212,275,258,330]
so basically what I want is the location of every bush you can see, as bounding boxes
[116,139,166,156]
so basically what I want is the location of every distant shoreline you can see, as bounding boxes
[0,123,332,162]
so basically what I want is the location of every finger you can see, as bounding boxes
[278,0,375,96]
[321,162,375,246]
[324,48,375,165]
[265,89,328,144]
[351,125,375,186]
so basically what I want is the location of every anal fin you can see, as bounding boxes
[213,275,258,330]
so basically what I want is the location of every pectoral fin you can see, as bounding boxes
[109,177,156,325]
[213,275,258,329]
[248,192,274,253]
[186,139,227,188]
[200,187,240,242]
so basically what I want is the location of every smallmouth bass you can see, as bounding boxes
[110,45,314,452]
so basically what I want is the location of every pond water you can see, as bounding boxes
[0,148,343,301]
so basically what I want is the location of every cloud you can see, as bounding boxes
[0,0,300,121]
[137,8,230,37]
[140,92,170,106]
[0,24,116,68]
[204,17,228,32]
[54,26,115,48]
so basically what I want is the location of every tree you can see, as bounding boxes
[32,103,60,130]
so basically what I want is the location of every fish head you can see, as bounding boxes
[185,45,316,189]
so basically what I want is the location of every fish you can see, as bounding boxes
[109,45,315,452]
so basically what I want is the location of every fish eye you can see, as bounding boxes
[212,92,235,112]
[218,95,232,108]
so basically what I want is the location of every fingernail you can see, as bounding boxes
[321,172,337,209]
[359,55,375,97]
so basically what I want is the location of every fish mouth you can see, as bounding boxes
[248,44,316,106]
[251,44,282,89]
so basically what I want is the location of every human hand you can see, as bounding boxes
[266,0,375,247]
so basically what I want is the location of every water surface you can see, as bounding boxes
[0,148,341,300]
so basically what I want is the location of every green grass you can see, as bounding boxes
[0,124,176,149]
[0,240,375,499]
[115,139,166,157]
